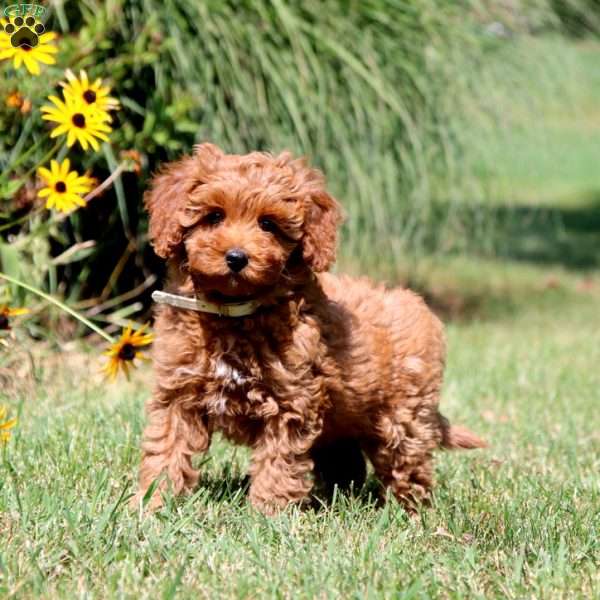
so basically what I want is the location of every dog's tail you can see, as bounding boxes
[440,417,487,450]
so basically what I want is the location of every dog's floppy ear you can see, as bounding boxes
[144,143,223,258]
[301,185,343,273]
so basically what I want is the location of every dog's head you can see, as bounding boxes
[145,143,342,299]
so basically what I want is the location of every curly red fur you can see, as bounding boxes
[134,143,485,514]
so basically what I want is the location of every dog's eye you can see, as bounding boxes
[259,217,278,233]
[203,210,225,226]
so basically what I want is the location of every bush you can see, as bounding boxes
[549,0,600,35]
[0,0,498,331]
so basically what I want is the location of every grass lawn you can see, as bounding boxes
[1,289,598,598]
[1,38,600,599]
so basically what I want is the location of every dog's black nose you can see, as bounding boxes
[225,248,249,273]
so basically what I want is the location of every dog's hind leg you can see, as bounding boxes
[132,394,211,510]
[365,440,435,512]
[363,398,441,512]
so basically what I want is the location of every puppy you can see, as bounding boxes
[134,143,485,514]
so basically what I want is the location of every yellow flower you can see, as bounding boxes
[0,405,17,444]
[0,18,57,76]
[37,159,95,214]
[41,95,112,152]
[0,304,29,330]
[60,69,120,119]
[103,324,154,380]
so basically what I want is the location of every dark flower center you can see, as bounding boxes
[83,90,97,104]
[118,343,136,361]
[21,45,32,52]
[72,113,86,128]
[55,181,67,193]
[0,315,9,330]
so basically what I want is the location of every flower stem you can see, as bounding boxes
[0,208,43,234]
[0,272,114,343]
[1,135,46,176]
[83,161,127,203]
[21,140,63,181]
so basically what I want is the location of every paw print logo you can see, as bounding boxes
[0,16,45,48]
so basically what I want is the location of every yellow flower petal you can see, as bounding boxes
[38,166,52,180]
[33,52,57,65]
[60,159,71,178]
[23,54,41,75]
[0,417,17,430]
[66,129,77,147]
[49,124,70,137]
[39,31,57,43]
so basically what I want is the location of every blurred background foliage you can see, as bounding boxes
[0,0,599,335]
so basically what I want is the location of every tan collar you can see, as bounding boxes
[152,290,261,317]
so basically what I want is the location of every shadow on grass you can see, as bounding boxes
[196,468,384,511]
[398,191,600,320]
[486,190,600,269]
[198,470,250,505]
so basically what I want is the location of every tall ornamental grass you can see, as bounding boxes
[0,0,508,332]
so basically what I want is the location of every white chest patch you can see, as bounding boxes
[209,358,250,417]
[214,358,248,389]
